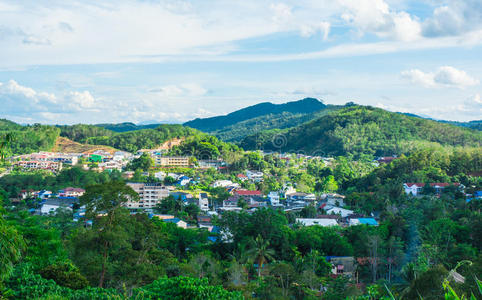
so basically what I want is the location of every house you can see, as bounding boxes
[177,176,191,186]
[151,214,175,220]
[283,186,297,198]
[198,193,209,211]
[296,218,339,227]
[58,187,85,198]
[220,198,242,211]
[325,256,356,277]
[236,173,248,181]
[163,218,188,229]
[235,190,264,203]
[268,191,280,205]
[40,198,76,215]
[15,160,62,172]
[213,180,234,188]
[154,171,166,181]
[403,182,463,196]
[36,190,53,200]
[349,217,379,226]
[325,206,354,218]
[171,192,194,203]
[321,193,345,206]
[246,170,264,182]
[198,159,225,169]
[126,182,169,209]
[18,189,34,200]
[287,192,316,202]
[89,154,103,163]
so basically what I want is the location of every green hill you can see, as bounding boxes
[184,98,328,140]
[0,121,60,155]
[239,106,482,157]
[58,124,202,153]
[2,121,204,155]
[95,122,162,132]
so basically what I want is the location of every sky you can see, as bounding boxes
[0,0,481,124]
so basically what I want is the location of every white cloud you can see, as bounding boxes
[300,21,330,40]
[270,3,292,23]
[0,0,480,66]
[66,91,95,108]
[472,93,482,104]
[340,0,421,41]
[0,80,97,117]
[422,0,482,38]
[401,66,479,88]
[148,83,207,97]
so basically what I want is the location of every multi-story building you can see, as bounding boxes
[153,156,190,167]
[15,160,62,172]
[126,182,169,209]
[199,193,209,211]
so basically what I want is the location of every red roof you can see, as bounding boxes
[235,190,262,196]
[236,173,247,178]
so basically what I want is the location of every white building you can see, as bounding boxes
[40,199,75,215]
[268,192,280,205]
[198,193,209,211]
[246,170,264,182]
[213,180,234,188]
[296,218,339,227]
[154,171,166,181]
[325,207,354,218]
[126,182,169,209]
[321,193,346,206]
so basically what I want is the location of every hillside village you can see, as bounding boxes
[0,105,481,299]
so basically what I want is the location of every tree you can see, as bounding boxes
[246,235,276,278]
[39,261,89,290]
[0,132,14,161]
[319,175,339,193]
[127,152,153,171]
[270,262,296,297]
[78,181,138,287]
[367,235,382,283]
[0,217,25,287]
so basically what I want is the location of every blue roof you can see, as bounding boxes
[358,218,378,226]
[207,236,218,243]
[164,218,182,223]
[475,191,482,197]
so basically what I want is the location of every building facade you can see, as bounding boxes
[126,182,169,209]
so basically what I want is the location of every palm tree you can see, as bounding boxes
[0,133,14,161]
[246,234,275,278]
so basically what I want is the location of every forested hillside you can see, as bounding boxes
[0,120,60,155]
[83,125,201,152]
[184,98,327,134]
[239,106,482,157]
[95,122,162,132]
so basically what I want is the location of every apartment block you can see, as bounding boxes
[126,182,169,209]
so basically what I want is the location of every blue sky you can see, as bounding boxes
[0,0,481,124]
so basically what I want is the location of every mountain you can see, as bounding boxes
[2,121,203,155]
[437,120,482,131]
[95,122,161,132]
[239,105,482,157]
[184,98,329,141]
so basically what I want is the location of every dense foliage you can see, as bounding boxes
[184,98,326,133]
[0,121,60,155]
[240,106,482,158]
[95,122,162,132]
[85,124,199,152]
